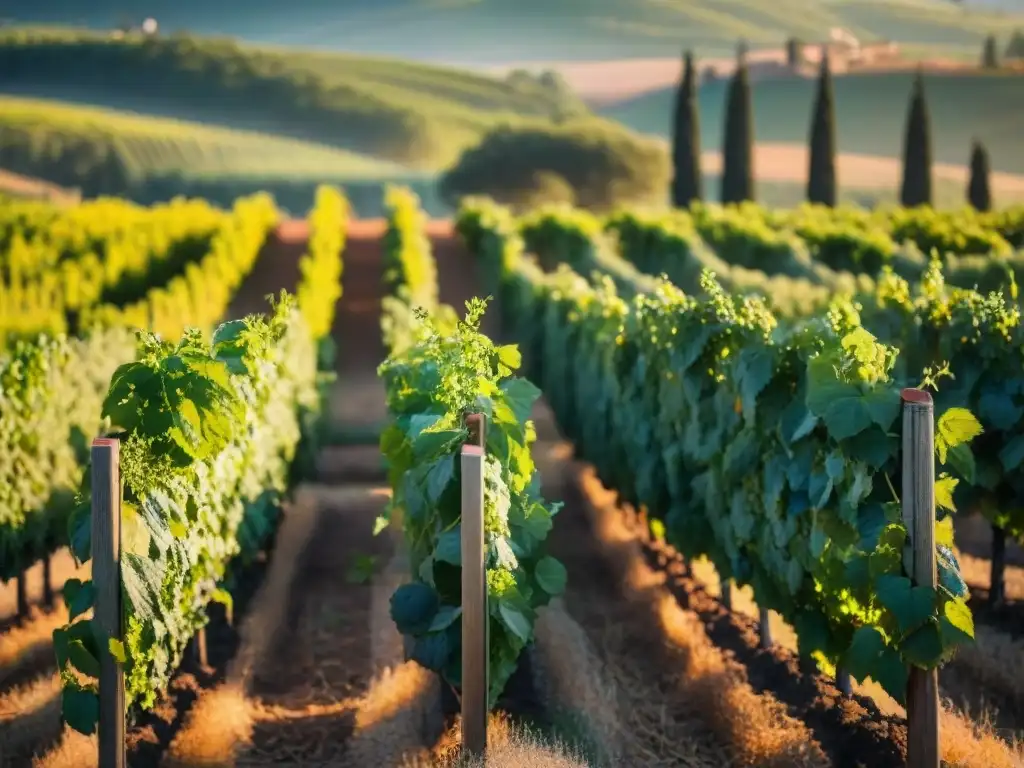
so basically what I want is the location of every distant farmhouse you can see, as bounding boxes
[110,17,159,38]
[700,30,900,84]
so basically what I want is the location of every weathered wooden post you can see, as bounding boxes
[721,578,733,610]
[990,524,1006,609]
[461,413,487,756]
[194,627,208,667]
[15,570,28,618]
[42,553,54,608]
[759,607,772,648]
[92,437,125,768]
[835,668,852,696]
[900,389,940,768]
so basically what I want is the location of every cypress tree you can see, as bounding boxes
[671,50,703,207]
[785,37,803,69]
[967,140,992,212]
[1006,29,1024,59]
[807,49,837,207]
[721,50,754,203]
[982,34,999,69]
[899,72,933,207]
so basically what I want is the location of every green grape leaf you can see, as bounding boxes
[67,503,91,565]
[210,319,251,374]
[937,546,969,599]
[935,517,954,549]
[63,578,96,622]
[843,625,886,681]
[500,378,541,425]
[946,442,976,484]
[428,605,463,632]
[939,599,975,643]
[901,622,944,668]
[435,529,462,566]
[806,359,873,440]
[498,601,532,643]
[390,582,440,635]
[495,345,522,375]
[535,556,567,595]
[935,474,958,512]
[62,686,100,735]
[425,455,455,502]
[874,575,935,636]
[108,638,127,664]
[873,646,909,705]
[413,428,464,462]
[410,631,451,672]
[935,408,983,464]
[67,638,101,679]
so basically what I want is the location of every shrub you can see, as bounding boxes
[440,121,669,211]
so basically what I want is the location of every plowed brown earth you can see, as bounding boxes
[237,483,395,766]
[329,220,388,430]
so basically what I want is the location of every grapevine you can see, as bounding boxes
[458,198,982,703]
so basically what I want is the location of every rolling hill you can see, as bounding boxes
[0,94,445,214]
[0,94,407,182]
[0,28,588,169]
[1,0,1023,62]
[603,70,1024,174]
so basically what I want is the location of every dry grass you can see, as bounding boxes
[532,602,621,765]
[568,464,829,767]
[422,713,589,768]
[346,663,441,767]
[31,729,97,768]
[630,492,1024,766]
[0,673,63,765]
[0,605,66,687]
[345,547,444,768]
[160,684,255,768]
[159,493,319,767]
[940,710,1024,768]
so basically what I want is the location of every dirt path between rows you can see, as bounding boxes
[236,483,396,766]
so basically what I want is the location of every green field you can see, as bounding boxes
[0,28,587,169]
[4,0,1024,61]
[0,95,409,181]
[603,70,1024,174]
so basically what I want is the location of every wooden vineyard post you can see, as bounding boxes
[194,627,208,667]
[461,413,488,757]
[92,438,126,768]
[42,553,55,608]
[758,607,772,648]
[990,523,1006,609]
[721,577,733,610]
[15,570,28,618]
[900,389,940,768]
[835,668,852,696]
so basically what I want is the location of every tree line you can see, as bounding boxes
[671,45,998,212]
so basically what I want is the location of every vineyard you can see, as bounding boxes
[3,180,1024,768]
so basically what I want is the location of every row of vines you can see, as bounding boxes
[454,197,994,704]
[0,185,350,734]
[376,187,567,707]
[526,203,1024,554]
[514,202,1024,317]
